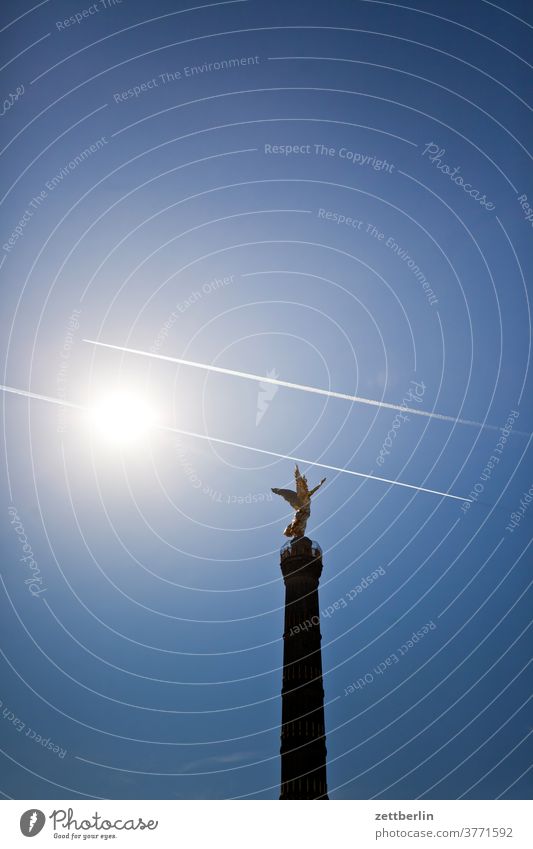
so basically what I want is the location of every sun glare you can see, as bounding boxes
[87,391,156,445]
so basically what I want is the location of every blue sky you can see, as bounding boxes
[0,0,531,799]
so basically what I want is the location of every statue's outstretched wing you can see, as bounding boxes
[271,488,301,510]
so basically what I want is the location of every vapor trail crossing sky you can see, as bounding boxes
[0,383,470,502]
[83,339,523,435]
[158,422,471,502]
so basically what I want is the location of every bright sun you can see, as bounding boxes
[87,391,156,445]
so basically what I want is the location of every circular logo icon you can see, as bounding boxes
[20,809,46,837]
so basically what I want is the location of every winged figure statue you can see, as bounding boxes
[272,464,326,538]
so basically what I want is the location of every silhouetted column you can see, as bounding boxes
[279,536,328,800]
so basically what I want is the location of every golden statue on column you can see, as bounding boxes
[272,465,326,538]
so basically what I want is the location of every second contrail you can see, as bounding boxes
[83,339,515,434]
[0,383,470,502]
[159,423,471,502]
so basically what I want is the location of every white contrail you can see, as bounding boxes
[0,383,470,502]
[83,339,514,433]
[0,383,84,409]
[159,423,471,502]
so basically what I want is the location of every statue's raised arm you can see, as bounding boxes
[272,465,326,538]
[308,477,327,498]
